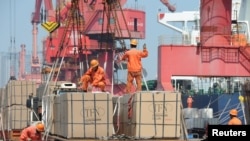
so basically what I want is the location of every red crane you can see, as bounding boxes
[18,0,43,84]
[31,0,42,74]
[160,0,176,12]
[157,0,250,91]
[40,0,145,95]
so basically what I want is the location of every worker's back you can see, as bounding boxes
[228,109,242,125]
[228,117,242,125]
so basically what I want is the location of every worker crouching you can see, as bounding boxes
[20,122,45,141]
[80,59,106,92]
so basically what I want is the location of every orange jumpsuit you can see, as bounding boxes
[20,126,42,141]
[228,117,242,125]
[122,48,148,93]
[80,66,106,91]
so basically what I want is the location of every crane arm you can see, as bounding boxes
[160,0,176,12]
[43,0,56,22]
[32,0,42,23]
[44,0,53,10]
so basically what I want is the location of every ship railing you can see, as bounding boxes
[239,47,250,72]
[158,34,250,46]
[123,3,145,11]
[158,35,192,46]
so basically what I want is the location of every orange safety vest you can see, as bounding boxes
[228,117,242,125]
[20,126,42,141]
[122,48,148,72]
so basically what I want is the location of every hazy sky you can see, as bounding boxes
[0,0,199,81]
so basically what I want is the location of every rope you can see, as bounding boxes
[218,95,232,120]
[42,95,56,141]
[111,50,115,95]
[151,92,157,138]
[112,96,122,134]
[142,68,149,91]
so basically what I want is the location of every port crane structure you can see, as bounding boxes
[28,0,146,95]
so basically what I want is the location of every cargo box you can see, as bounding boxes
[58,92,113,139]
[116,91,181,139]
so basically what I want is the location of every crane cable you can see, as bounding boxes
[112,0,131,50]
[74,0,85,81]
[100,1,106,50]
[50,0,77,82]
[102,1,131,93]
[42,0,75,97]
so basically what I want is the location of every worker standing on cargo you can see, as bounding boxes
[80,59,106,92]
[187,95,193,108]
[20,122,45,141]
[121,39,148,93]
[228,109,242,125]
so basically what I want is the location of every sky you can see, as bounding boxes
[0,0,199,82]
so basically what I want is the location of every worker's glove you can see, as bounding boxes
[78,81,82,85]
[143,43,146,49]
[87,85,93,92]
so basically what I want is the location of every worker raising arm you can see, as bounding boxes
[121,39,148,94]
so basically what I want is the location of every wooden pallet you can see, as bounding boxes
[46,134,189,141]
[10,130,22,141]
[0,129,22,141]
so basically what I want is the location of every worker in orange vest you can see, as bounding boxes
[228,109,242,125]
[121,39,148,94]
[20,122,45,141]
[80,59,106,92]
[187,95,193,108]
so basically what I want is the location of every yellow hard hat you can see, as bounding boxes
[130,39,138,45]
[36,123,45,132]
[90,59,99,68]
[239,95,244,102]
[229,109,238,116]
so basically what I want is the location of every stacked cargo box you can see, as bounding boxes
[130,91,181,138]
[0,88,4,108]
[44,91,182,140]
[36,81,68,100]
[52,95,62,135]
[182,108,199,118]
[183,107,219,130]
[50,92,113,139]
[42,94,58,135]
[114,91,182,139]
[112,95,130,135]
[2,80,37,130]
